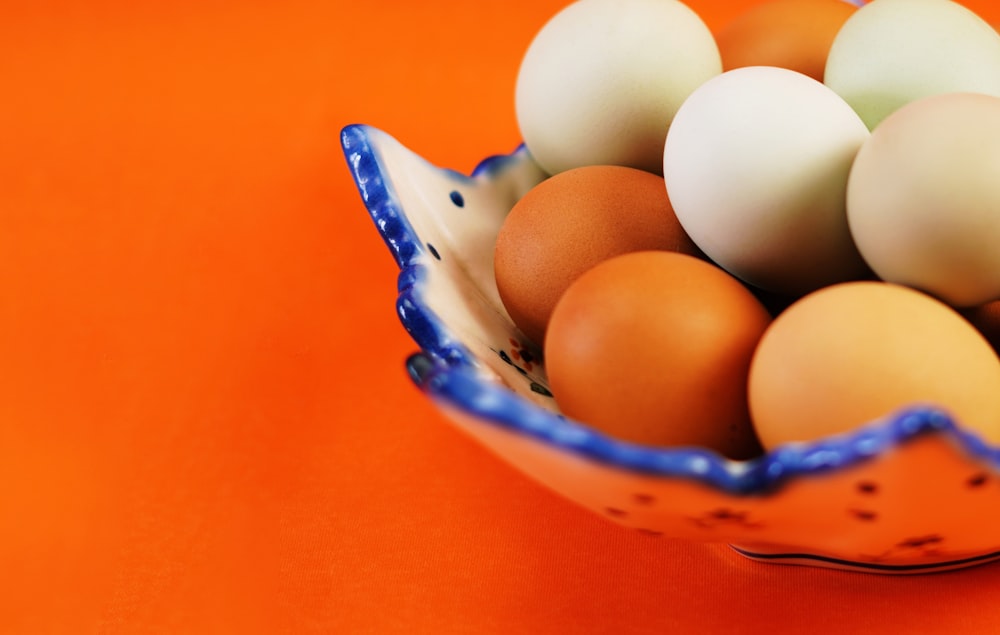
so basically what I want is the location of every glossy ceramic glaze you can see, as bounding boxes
[341,123,1000,574]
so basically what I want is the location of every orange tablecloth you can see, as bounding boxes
[5,1,1000,632]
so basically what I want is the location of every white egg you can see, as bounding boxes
[662,66,871,296]
[515,0,720,176]
[825,0,1000,130]
[847,92,1000,307]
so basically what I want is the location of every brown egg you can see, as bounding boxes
[494,165,701,345]
[716,0,857,81]
[544,251,771,460]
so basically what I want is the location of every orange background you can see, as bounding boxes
[5,1,1000,632]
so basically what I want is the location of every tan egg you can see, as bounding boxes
[494,165,700,346]
[749,281,1000,450]
[544,251,771,460]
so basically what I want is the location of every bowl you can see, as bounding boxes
[341,123,1000,575]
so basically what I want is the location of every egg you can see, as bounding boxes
[825,0,1000,130]
[716,0,858,81]
[846,92,1000,307]
[662,66,871,296]
[748,281,1000,450]
[515,0,721,175]
[494,165,700,346]
[544,251,771,460]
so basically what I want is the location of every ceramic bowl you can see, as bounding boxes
[341,123,1000,574]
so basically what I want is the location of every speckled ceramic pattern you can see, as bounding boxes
[341,123,1000,574]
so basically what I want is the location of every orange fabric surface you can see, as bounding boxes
[4,1,1000,632]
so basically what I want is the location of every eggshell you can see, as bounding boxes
[515,0,721,175]
[749,281,1000,450]
[544,251,771,460]
[846,92,1000,308]
[825,0,1000,130]
[494,165,700,346]
[662,66,871,296]
[716,0,857,81]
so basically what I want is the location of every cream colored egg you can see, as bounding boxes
[825,0,1000,130]
[662,66,870,296]
[515,0,721,175]
[847,92,1000,307]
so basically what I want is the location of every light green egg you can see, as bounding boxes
[825,0,1000,130]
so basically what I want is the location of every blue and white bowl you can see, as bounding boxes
[341,123,1000,575]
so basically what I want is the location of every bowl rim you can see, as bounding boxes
[340,122,1000,496]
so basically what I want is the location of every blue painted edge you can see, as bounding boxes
[340,122,1000,496]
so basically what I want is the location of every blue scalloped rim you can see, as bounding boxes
[340,122,1000,496]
